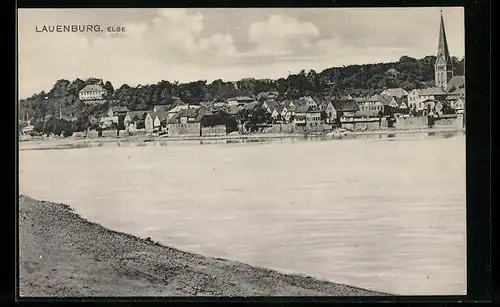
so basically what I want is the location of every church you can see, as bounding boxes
[407,10,465,113]
[434,10,465,93]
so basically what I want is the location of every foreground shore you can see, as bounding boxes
[19,195,387,297]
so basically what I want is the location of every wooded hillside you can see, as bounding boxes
[19,55,465,122]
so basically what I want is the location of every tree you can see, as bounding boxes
[33,121,44,133]
[53,119,73,137]
[43,117,56,136]
[72,114,90,132]
[104,81,115,98]
[224,115,238,133]
[399,55,417,64]
[18,54,447,126]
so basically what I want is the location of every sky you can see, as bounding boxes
[17,7,465,99]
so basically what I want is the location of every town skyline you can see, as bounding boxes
[18,7,465,99]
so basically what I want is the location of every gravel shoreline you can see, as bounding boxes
[18,195,388,297]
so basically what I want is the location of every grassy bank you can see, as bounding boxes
[18,195,388,297]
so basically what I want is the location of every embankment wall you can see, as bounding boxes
[395,115,463,130]
[168,123,201,137]
[262,123,332,134]
[201,125,227,136]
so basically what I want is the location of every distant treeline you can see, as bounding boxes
[19,55,465,123]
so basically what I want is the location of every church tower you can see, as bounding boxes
[435,9,454,89]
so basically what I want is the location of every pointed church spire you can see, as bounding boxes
[435,8,453,89]
[437,9,451,63]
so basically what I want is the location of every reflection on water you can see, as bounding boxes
[19,131,465,151]
[18,132,466,295]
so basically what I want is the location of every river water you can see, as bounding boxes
[18,132,467,295]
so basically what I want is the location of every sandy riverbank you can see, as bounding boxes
[18,195,388,297]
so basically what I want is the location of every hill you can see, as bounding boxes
[19,55,464,125]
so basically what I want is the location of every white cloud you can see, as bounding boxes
[17,9,241,98]
[17,8,465,98]
[248,14,320,56]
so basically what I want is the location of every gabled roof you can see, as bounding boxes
[177,108,199,118]
[446,76,466,92]
[300,96,318,106]
[378,94,394,106]
[153,105,168,112]
[295,105,310,113]
[226,105,243,115]
[290,99,307,107]
[80,84,106,92]
[126,111,147,120]
[394,97,408,107]
[168,104,200,113]
[263,99,277,111]
[419,87,447,96]
[366,94,389,105]
[367,94,381,102]
[331,100,360,112]
[256,91,279,99]
[449,88,465,95]
[109,106,129,113]
[199,101,213,108]
[171,98,185,107]
[380,88,409,98]
[340,94,353,100]
[353,96,370,104]
[234,96,254,102]
[244,102,258,111]
[148,111,168,121]
[169,107,210,123]
[195,108,213,122]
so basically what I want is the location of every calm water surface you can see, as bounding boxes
[19,134,466,295]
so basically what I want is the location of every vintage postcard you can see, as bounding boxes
[17,7,466,297]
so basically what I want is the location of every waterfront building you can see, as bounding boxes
[145,111,167,133]
[167,104,201,121]
[360,95,384,113]
[124,111,147,126]
[167,107,213,137]
[408,87,448,112]
[326,100,360,123]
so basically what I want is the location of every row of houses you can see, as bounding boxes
[97,78,465,135]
